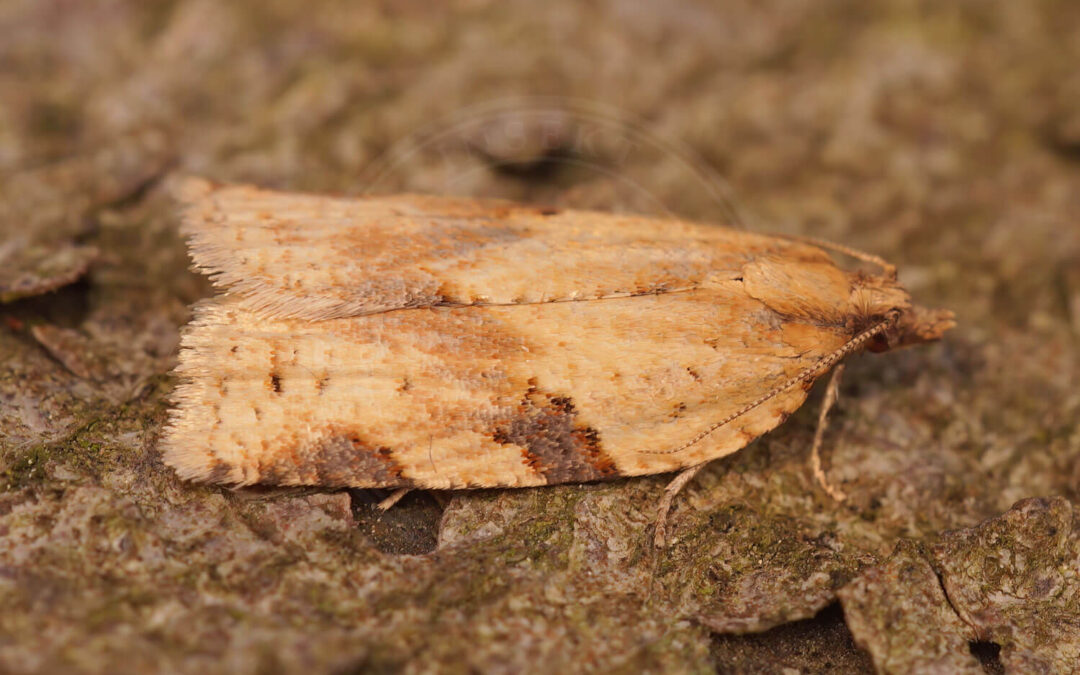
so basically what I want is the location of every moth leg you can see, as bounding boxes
[653,463,707,548]
[376,488,411,511]
[810,363,848,502]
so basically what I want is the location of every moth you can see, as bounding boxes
[163,178,953,543]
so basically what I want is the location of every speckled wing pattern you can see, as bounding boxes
[163,179,862,489]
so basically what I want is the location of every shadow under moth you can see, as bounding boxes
[163,178,954,544]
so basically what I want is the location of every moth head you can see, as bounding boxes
[740,255,954,353]
[852,274,955,353]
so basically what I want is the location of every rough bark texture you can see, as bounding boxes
[1,1,1079,673]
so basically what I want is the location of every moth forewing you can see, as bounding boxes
[164,179,953,494]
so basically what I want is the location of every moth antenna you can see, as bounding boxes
[641,315,894,456]
[778,234,897,280]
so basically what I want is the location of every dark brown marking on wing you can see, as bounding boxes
[206,460,233,484]
[492,387,618,484]
[257,433,412,488]
[269,344,283,393]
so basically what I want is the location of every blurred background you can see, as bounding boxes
[1,1,1079,673]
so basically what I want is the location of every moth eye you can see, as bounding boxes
[868,332,891,353]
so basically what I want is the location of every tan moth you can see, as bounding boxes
[163,178,954,542]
